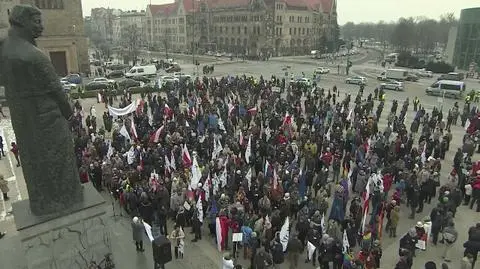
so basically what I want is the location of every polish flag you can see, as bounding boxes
[136,99,145,115]
[239,131,244,146]
[247,107,258,115]
[182,144,192,167]
[170,151,176,171]
[164,155,171,175]
[164,104,173,119]
[228,103,235,117]
[273,168,279,190]
[282,112,292,126]
[130,119,138,140]
[149,125,164,143]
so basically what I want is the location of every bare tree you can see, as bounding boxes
[121,24,141,65]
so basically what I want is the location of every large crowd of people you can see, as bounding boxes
[69,74,479,269]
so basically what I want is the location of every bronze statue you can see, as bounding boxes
[0,5,83,216]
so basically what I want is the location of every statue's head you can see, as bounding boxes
[9,5,43,38]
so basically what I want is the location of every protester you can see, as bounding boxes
[131,216,145,252]
[0,174,9,201]
[69,73,474,268]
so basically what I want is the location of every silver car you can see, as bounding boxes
[380,79,404,91]
[345,76,367,85]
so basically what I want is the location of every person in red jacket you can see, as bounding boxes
[10,142,20,167]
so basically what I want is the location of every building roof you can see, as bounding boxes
[146,0,335,15]
[205,0,252,9]
[282,0,334,13]
[147,3,178,16]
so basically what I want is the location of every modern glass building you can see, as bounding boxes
[453,7,480,70]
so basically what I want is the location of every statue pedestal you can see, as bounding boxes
[12,183,112,269]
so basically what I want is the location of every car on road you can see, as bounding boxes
[62,73,82,84]
[61,81,76,93]
[118,79,141,89]
[416,69,433,78]
[173,72,192,81]
[345,76,367,85]
[131,76,151,84]
[405,73,419,82]
[380,79,404,91]
[106,70,124,79]
[93,77,115,84]
[85,81,109,91]
[314,67,330,74]
[215,52,223,57]
[165,63,181,73]
[437,72,464,81]
[291,78,311,87]
[159,75,179,86]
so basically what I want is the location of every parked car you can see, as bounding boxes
[118,79,141,89]
[61,81,76,93]
[131,76,151,83]
[93,77,115,84]
[173,72,192,81]
[165,63,181,73]
[159,75,179,86]
[380,79,404,91]
[85,81,109,91]
[406,74,419,82]
[345,76,367,85]
[314,67,330,74]
[416,69,433,78]
[437,72,464,81]
[63,73,82,84]
[292,78,311,87]
[106,70,124,79]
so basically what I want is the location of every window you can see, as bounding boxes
[305,17,309,23]
[225,27,228,34]
[302,28,305,35]
[307,28,310,35]
[289,28,292,35]
[138,68,144,73]
[293,28,296,35]
[280,28,282,35]
[178,18,184,24]
[220,27,222,33]
[244,26,247,34]
[35,0,64,9]
[232,27,235,34]
[237,26,240,34]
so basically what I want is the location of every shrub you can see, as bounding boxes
[425,61,454,74]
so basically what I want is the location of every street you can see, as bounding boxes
[0,58,477,269]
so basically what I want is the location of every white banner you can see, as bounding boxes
[108,101,137,116]
[279,217,290,252]
[307,241,316,260]
[143,222,154,242]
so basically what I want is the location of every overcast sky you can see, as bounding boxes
[81,0,480,25]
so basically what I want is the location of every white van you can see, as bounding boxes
[125,65,157,78]
[425,80,466,99]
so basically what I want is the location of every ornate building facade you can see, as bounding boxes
[145,0,337,56]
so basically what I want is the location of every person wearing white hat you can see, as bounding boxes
[131,216,145,252]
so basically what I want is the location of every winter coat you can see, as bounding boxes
[0,177,9,193]
[132,221,145,242]
[355,172,367,193]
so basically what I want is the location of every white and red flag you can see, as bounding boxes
[182,144,192,167]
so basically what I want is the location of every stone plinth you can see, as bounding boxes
[12,183,112,269]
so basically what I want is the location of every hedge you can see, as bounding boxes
[69,86,157,99]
